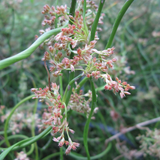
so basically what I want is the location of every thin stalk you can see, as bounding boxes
[69,0,77,19]
[76,77,89,93]
[105,0,134,49]
[0,23,68,70]
[62,73,83,104]
[4,95,34,147]
[31,78,39,160]
[40,137,52,151]
[105,117,160,144]
[59,75,63,160]
[60,148,63,160]
[90,0,105,41]
[59,75,63,97]
[83,78,96,160]
[44,60,51,91]
[13,127,51,151]
[65,72,75,106]
[69,0,77,59]
[55,0,59,28]
[0,127,52,160]
[83,0,105,158]
[69,143,112,160]
[62,0,77,115]
[42,152,61,160]
[83,0,89,35]
[59,2,77,158]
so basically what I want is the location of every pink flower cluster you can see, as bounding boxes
[31,0,136,155]
[15,151,29,160]
[39,1,135,98]
[68,89,92,114]
[31,83,80,154]
[52,120,80,155]
[68,87,98,118]
[103,75,135,98]
[41,4,68,27]
[0,105,40,135]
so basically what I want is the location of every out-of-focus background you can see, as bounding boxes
[0,0,160,159]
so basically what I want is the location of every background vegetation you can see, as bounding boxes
[0,0,160,159]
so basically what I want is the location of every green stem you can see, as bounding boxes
[69,0,77,59]
[64,0,77,116]
[13,127,51,151]
[76,77,89,93]
[90,0,105,41]
[0,134,34,156]
[65,72,75,106]
[41,152,61,160]
[82,0,104,158]
[62,73,83,104]
[31,76,39,159]
[69,143,112,160]
[0,126,52,160]
[69,0,77,19]
[31,100,39,159]
[83,0,89,35]
[59,75,63,97]
[60,147,63,160]
[105,0,134,49]
[55,0,58,28]
[59,74,63,160]
[4,95,34,147]
[0,130,11,135]
[0,134,27,145]
[40,137,52,151]
[83,78,96,160]
[0,23,68,70]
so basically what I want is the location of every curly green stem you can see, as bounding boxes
[0,23,68,70]
[0,135,34,156]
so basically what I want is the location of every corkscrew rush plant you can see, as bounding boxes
[0,0,134,160]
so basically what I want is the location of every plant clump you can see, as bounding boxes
[31,0,135,154]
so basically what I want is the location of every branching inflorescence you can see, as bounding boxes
[31,0,135,155]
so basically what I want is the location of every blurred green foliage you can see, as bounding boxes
[0,0,160,159]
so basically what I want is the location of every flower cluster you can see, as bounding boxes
[68,89,92,116]
[31,83,80,154]
[31,0,135,155]
[103,75,135,98]
[68,86,98,118]
[15,151,29,160]
[0,105,40,135]
[136,129,160,158]
[38,1,135,97]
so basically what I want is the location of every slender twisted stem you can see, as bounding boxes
[0,24,68,70]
